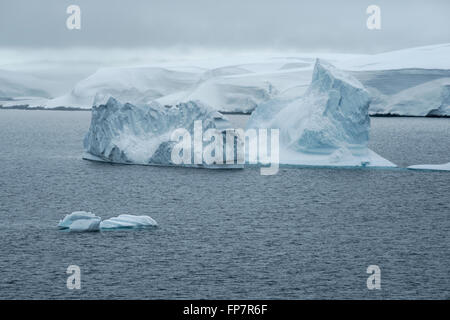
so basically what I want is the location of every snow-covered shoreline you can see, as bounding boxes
[2,44,449,117]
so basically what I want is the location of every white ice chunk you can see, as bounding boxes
[69,218,101,232]
[408,162,450,171]
[58,211,100,229]
[100,214,157,230]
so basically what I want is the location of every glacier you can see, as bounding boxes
[1,44,449,116]
[246,59,396,168]
[83,97,243,167]
[338,44,450,117]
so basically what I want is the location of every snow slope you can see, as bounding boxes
[0,70,52,101]
[29,59,315,113]
[45,67,202,109]
[337,44,450,71]
[2,44,449,116]
[337,44,450,116]
[247,59,395,168]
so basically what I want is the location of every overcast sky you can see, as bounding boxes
[0,0,449,53]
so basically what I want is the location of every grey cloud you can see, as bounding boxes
[0,0,449,53]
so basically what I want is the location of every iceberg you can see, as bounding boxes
[408,162,450,171]
[83,97,243,167]
[58,212,157,232]
[100,214,157,229]
[68,218,101,232]
[247,59,395,167]
[58,211,101,232]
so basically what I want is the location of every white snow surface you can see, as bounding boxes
[0,70,52,100]
[2,44,449,116]
[336,44,450,71]
[46,67,202,109]
[350,70,450,116]
[337,44,450,116]
[247,59,395,168]
[100,214,158,229]
[408,162,450,171]
[0,51,349,112]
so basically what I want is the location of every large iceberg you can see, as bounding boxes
[247,59,395,167]
[83,97,243,167]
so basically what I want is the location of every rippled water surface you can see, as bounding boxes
[0,110,449,299]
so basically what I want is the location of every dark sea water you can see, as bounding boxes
[0,110,449,299]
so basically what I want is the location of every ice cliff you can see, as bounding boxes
[247,59,395,167]
[83,97,243,167]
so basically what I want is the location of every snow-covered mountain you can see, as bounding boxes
[338,44,450,116]
[0,69,52,101]
[1,44,449,116]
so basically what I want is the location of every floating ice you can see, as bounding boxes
[83,97,243,167]
[408,162,450,171]
[58,212,157,232]
[247,59,396,168]
[100,214,158,229]
[58,211,101,232]
[69,218,101,232]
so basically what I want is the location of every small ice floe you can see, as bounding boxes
[58,212,157,232]
[408,162,450,171]
[100,214,158,230]
[58,211,101,232]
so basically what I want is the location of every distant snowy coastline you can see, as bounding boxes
[1,43,449,117]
